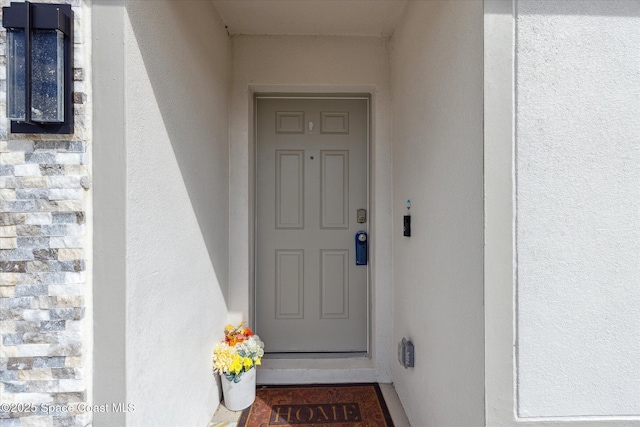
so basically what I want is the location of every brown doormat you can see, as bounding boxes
[238,383,395,427]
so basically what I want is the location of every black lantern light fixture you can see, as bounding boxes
[2,1,73,134]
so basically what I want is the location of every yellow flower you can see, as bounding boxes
[212,343,235,374]
[229,355,243,374]
[242,357,253,370]
[254,357,261,366]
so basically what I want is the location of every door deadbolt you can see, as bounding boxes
[357,209,367,224]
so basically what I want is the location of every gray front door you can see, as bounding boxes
[256,97,369,353]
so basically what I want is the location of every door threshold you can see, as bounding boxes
[257,356,377,384]
[256,357,378,384]
[265,352,368,359]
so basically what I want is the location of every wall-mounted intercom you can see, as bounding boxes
[355,231,367,265]
[398,337,414,368]
[404,199,411,237]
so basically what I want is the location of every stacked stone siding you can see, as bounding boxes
[0,1,90,426]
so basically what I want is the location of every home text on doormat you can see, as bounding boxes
[270,402,362,424]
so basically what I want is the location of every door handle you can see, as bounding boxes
[355,231,367,265]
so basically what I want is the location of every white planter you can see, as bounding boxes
[221,367,256,411]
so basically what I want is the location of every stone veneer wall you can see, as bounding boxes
[0,0,91,426]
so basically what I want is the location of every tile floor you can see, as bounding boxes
[208,383,411,427]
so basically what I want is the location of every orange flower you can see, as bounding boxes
[224,322,256,346]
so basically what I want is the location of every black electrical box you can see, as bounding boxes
[398,337,415,368]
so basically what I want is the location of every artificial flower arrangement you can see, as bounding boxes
[212,322,264,383]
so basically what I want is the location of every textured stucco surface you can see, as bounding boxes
[390,1,484,425]
[229,34,393,383]
[123,1,230,424]
[93,1,126,425]
[516,0,640,418]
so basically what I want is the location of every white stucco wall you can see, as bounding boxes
[123,1,230,425]
[229,35,394,383]
[390,1,484,425]
[516,0,640,418]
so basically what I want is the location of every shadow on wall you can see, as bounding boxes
[126,0,231,302]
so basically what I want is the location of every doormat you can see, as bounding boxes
[238,383,395,427]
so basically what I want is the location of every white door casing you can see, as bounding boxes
[256,97,369,353]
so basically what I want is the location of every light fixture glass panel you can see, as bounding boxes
[31,29,64,123]
[7,29,26,121]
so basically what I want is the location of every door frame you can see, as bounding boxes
[234,84,391,384]
[253,94,372,357]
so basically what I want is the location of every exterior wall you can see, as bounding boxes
[515,0,640,419]
[484,1,517,425]
[486,0,640,425]
[229,35,394,383]
[0,0,92,426]
[122,1,230,425]
[390,1,484,425]
[93,1,126,424]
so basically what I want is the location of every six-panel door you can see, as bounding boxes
[256,97,369,353]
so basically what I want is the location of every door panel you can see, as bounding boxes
[275,250,304,319]
[275,150,304,229]
[256,97,368,353]
[320,249,349,319]
[321,150,349,229]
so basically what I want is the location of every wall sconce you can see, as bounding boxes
[2,2,73,134]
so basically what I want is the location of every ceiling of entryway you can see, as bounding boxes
[212,0,408,36]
